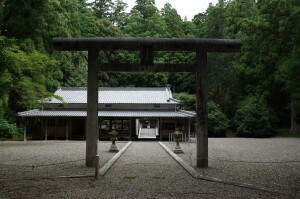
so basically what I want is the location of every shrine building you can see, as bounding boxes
[18,87,195,141]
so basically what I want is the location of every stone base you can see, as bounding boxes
[109,144,119,152]
[173,147,183,154]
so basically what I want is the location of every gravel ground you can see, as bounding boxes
[164,138,300,195]
[0,139,299,198]
[0,141,127,179]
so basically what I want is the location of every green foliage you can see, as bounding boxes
[0,118,22,140]
[234,95,277,137]
[0,0,299,139]
[204,0,225,38]
[172,93,196,111]
[208,101,229,137]
[0,37,62,116]
[161,3,184,37]
[173,94,228,137]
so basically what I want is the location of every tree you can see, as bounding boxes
[225,0,258,39]
[277,0,300,134]
[133,0,157,19]
[234,95,277,137]
[111,0,128,29]
[203,0,226,38]
[161,3,184,38]
[92,0,113,19]
[231,0,296,130]
[207,101,229,137]
[172,92,196,111]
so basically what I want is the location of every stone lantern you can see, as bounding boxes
[109,126,119,152]
[173,128,183,154]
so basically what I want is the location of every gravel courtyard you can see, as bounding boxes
[0,138,299,198]
[165,138,300,195]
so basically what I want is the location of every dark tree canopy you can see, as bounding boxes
[0,0,299,139]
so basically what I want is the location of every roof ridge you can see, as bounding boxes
[58,87,168,91]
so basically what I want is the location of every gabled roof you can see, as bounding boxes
[48,87,178,104]
[18,109,195,118]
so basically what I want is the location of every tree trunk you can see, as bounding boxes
[291,108,300,134]
[291,96,300,135]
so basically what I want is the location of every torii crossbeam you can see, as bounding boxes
[52,37,241,168]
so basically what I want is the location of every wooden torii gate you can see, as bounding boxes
[53,37,241,168]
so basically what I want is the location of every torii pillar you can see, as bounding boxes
[52,37,241,167]
[86,50,99,166]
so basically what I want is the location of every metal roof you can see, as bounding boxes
[48,87,178,104]
[18,109,195,118]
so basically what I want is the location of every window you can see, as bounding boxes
[162,122,175,131]
[101,120,111,132]
[110,119,129,132]
[122,120,129,131]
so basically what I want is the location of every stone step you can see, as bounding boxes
[138,128,156,139]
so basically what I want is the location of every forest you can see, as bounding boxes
[0,0,299,140]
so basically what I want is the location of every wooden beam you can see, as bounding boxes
[53,37,241,52]
[99,63,196,72]
[196,51,208,168]
[86,50,99,167]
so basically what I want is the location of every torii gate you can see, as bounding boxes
[53,37,241,168]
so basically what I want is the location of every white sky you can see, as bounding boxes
[124,0,219,20]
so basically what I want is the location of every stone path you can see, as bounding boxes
[105,141,187,179]
[94,141,283,198]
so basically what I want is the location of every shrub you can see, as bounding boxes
[208,101,229,137]
[233,96,277,137]
[0,119,21,140]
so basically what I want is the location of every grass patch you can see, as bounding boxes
[274,129,300,138]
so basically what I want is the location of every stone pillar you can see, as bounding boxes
[196,51,208,168]
[86,50,99,167]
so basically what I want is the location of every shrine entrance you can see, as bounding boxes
[137,118,159,139]
[53,37,241,168]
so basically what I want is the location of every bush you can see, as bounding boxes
[233,96,277,137]
[0,119,22,140]
[208,101,229,137]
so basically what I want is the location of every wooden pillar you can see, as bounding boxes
[55,119,57,140]
[40,118,43,140]
[159,118,163,141]
[129,118,132,140]
[23,118,27,141]
[66,119,69,141]
[86,50,99,167]
[188,118,191,142]
[45,119,48,141]
[196,51,208,168]
[99,118,101,141]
